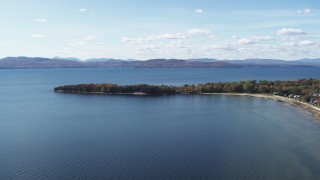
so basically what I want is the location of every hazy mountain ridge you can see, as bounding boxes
[0,57,319,69]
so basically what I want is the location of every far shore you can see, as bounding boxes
[203,93,320,119]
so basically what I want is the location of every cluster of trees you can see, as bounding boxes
[54,84,177,95]
[178,79,320,95]
[54,79,320,105]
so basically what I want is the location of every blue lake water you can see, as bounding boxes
[1,67,320,179]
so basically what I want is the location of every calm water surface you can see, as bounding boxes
[1,67,320,179]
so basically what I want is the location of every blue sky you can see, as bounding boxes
[0,0,319,60]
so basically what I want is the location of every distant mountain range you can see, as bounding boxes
[0,56,319,69]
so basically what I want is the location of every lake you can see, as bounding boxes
[1,67,320,179]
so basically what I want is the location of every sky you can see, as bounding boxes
[0,0,319,60]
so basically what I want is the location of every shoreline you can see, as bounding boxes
[54,90,148,95]
[55,90,320,119]
[203,93,320,119]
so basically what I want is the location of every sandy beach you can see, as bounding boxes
[203,93,320,120]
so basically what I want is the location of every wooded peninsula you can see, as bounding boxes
[54,79,320,108]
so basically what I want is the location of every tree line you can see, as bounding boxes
[54,79,320,105]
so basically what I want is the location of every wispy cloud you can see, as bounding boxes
[69,35,97,46]
[35,18,47,23]
[195,9,203,13]
[122,29,214,44]
[168,40,185,48]
[297,8,312,14]
[121,33,186,44]
[83,35,96,41]
[282,42,296,46]
[156,33,187,40]
[209,34,217,39]
[79,8,87,12]
[300,40,315,46]
[122,37,149,44]
[232,35,239,39]
[205,44,235,51]
[238,39,255,44]
[250,36,272,41]
[31,34,44,38]
[186,29,211,36]
[276,28,306,35]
